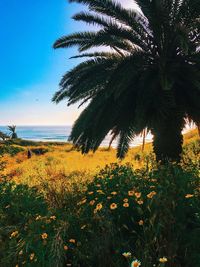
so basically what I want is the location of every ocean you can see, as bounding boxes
[0,125,153,147]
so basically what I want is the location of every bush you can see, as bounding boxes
[0,145,24,156]
[74,163,200,267]
[31,147,49,155]
[0,159,199,266]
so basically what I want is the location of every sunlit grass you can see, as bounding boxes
[1,129,198,190]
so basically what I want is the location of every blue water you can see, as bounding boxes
[0,126,153,147]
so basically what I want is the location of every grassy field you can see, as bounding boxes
[1,129,198,188]
[0,129,199,267]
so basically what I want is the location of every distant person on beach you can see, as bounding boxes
[27,149,32,159]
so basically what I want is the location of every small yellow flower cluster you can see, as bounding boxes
[35,215,42,221]
[94,203,103,213]
[64,245,68,251]
[128,190,135,196]
[77,198,87,206]
[110,203,117,210]
[123,201,129,208]
[137,200,144,205]
[50,215,56,220]
[131,260,141,267]
[41,233,48,240]
[135,192,141,199]
[138,220,144,226]
[159,257,168,263]
[30,253,35,261]
[185,194,194,199]
[89,200,95,206]
[10,231,19,238]
[19,250,23,255]
[122,251,132,258]
[97,190,104,194]
[111,191,117,195]
[147,191,157,199]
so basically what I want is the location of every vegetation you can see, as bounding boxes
[0,129,199,267]
[0,131,9,141]
[53,0,200,162]
[8,125,18,139]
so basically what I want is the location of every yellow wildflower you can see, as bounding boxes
[138,220,144,226]
[123,198,129,203]
[30,253,35,261]
[77,198,87,205]
[185,194,194,199]
[123,203,129,208]
[111,192,117,195]
[122,252,132,258]
[35,215,42,221]
[110,203,117,210]
[147,191,157,199]
[96,203,103,211]
[159,257,168,263]
[64,245,68,251]
[131,260,141,267]
[50,215,56,220]
[10,231,19,238]
[89,200,95,206]
[19,250,23,255]
[41,233,48,240]
[128,191,135,196]
[88,191,94,195]
[135,192,141,198]
[137,200,144,205]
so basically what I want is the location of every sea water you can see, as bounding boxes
[0,125,152,147]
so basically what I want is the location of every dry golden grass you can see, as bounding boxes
[2,128,198,189]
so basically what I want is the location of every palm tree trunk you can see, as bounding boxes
[151,111,184,162]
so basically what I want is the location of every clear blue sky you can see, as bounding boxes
[0,0,86,125]
[0,0,134,126]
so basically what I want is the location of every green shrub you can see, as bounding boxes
[72,163,200,267]
[0,145,24,156]
[0,158,199,267]
[31,147,49,155]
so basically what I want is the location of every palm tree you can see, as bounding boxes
[53,0,200,162]
[8,125,18,139]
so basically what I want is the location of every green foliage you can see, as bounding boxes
[0,148,199,266]
[76,162,200,267]
[53,0,200,161]
[0,182,49,267]
[0,145,24,156]
[0,131,9,141]
[31,147,49,155]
